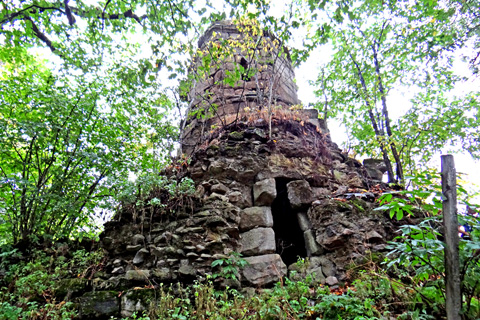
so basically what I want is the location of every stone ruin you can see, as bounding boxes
[70,20,405,318]
[180,19,300,155]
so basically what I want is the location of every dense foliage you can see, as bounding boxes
[0,47,177,245]
[311,0,480,182]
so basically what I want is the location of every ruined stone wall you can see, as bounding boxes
[70,111,401,318]
[68,21,403,319]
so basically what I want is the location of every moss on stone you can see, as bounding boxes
[77,290,120,318]
[333,200,353,211]
[228,131,244,140]
[349,198,368,213]
[208,144,220,150]
[54,278,89,299]
[123,288,155,302]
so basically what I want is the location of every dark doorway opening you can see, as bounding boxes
[239,57,251,81]
[271,178,307,266]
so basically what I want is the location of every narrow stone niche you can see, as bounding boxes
[271,178,307,266]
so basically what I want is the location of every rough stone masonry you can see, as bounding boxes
[69,20,403,318]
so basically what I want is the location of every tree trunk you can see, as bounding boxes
[350,53,396,182]
[372,47,404,184]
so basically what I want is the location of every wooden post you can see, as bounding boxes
[441,155,461,319]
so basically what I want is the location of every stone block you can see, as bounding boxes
[325,276,339,286]
[240,227,276,256]
[365,167,384,181]
[333,170,347,183]
[363,158,387,178]
[178,265,197,278]
[253,178,277,206]
[121,289,155,318]
[310,257,336,277]
[304,230,322,256]
[113,259,123,267]
[78,291,120,318]
[308,266,326,284]
[241,254,287,287]
[132,234,145,245]
[125,270,150,281]
[111,266,125,275]
[347,173,364,188]
[211,183,229,194]
[297,212,311,231]
[239,207,274,231]
[209,160,224,174]
[227,191,242,202]
[287,180,314,210]
[366,230,384,243]
[126,245,142,252]
[312,187,331,198]
[206,192,229,202]
[152,268,172,281]
[133,248,149,265]
[54,278,89,299]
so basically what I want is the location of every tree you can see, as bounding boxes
[0,0,220,246]
[310,0,480,181]
[2,0,309,246]
[0,47,177,246]
[0,0,205,66]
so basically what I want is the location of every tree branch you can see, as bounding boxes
[24,17,57,53]
[370,36,404,183]
[101,0,112,21]
[63,0,76,26]
[69,6,147,24]
[0,5,65,26]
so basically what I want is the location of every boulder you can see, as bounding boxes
[241,254,287,286]
[253,178,277,206]
[287,180,314,210]
[239,207,274,231]
[240,228,276,256]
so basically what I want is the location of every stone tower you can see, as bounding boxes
[74,20,400,319]
[181,19,301,155]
